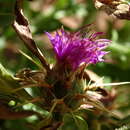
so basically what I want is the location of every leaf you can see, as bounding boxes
[12,0,50,71]
[94,82,130,87]
[58,113,88,130]
[0,63,32,100]
[85,69,103,84]
[0,63,18,93]
[95,0,130,20]
[19,50,42,69]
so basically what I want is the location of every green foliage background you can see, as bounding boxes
[0,0,130,130]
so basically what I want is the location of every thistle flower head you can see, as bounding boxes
[46,28,110,70]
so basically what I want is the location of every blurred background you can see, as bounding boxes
[0,0,130,129]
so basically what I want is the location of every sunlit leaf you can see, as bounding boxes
[0,63,32,100]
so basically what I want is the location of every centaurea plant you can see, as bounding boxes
[46,28,109,70]
[13,25,112,129]
[1,0,130,129]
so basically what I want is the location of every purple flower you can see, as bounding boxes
[46,28,110,70]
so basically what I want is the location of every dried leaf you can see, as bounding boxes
[84,94,118,117]
[12,0,50,71]
[85,69,103,84]
[95,0,130,20]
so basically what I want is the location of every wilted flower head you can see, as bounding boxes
[46,27,110,70]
